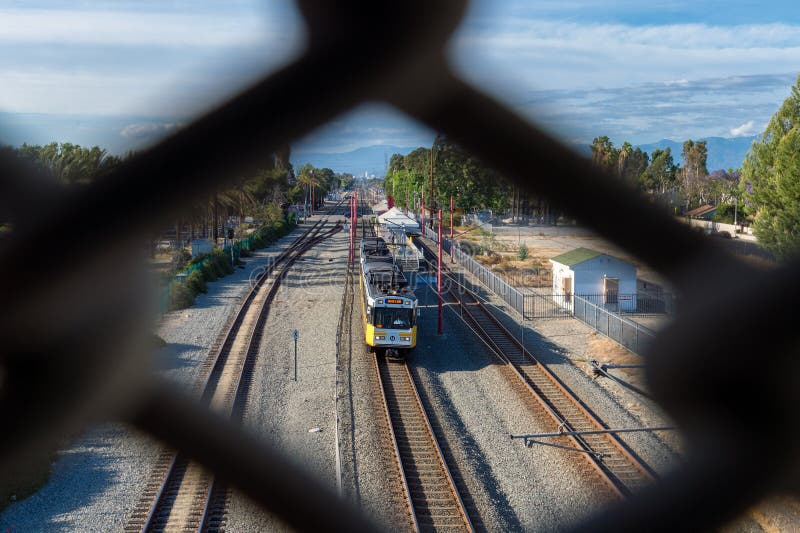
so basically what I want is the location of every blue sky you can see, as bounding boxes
[0,1,798,155]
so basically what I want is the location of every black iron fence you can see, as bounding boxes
[573,295,656,355]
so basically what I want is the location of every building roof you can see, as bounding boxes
[685,204,717,218]
[550,247,603,267]
[377,207,420,230]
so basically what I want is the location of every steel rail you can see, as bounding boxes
[129,215,343,532]
[374,354,474,532]
[415,236,654,497]
[333,206,353,498]
[125,219,329,532]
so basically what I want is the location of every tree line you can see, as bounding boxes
[590,136,741,214]
[595,74,800,260]
[1,141,352,246]
[383,73,800,261]
[384,135,557,223]
[383,132,738,226]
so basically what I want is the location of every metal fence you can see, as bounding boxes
[573,296,656,355]
[2,2,792,531]
[569,292,674,315]
[423,223,669,340]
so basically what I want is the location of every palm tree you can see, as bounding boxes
[297,171,314,216]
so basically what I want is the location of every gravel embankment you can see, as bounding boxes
[338,269,414,531]
[410,282,613,531]
[0,224,309,531]
[419,235,681,472]
[227,220,414,531]
[226,224,356,531]
[155,227,308,391]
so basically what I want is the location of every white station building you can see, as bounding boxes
[550,247,637,312]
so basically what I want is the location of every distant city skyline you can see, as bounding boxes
[1,1,798,156]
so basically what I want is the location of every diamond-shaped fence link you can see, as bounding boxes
[1,1,796,531]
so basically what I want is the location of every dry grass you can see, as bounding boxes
[585,333,650,398]
[587,334,639,366]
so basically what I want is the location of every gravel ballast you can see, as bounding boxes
[0,223,310,531]
[226,222,355,531]
[419,235,680,473]
[410,282,613,531]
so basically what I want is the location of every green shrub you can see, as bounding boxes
[214,250,235,275]
[201,261,218,282]
[518,243,529,261]
[169,282,195,310]
[185,269,208,294]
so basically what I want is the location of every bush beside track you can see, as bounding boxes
[164,215,297,311]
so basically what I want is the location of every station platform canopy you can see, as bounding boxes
[377,207,420,234]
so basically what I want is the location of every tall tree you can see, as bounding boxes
[743,74,800,259]
[641,148,677,193]
[681,140,709,207]
[591,136,619,174]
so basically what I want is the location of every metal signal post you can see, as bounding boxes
[437,209,443,335]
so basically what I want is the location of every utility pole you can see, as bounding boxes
[421,191,425,232]
[437,209,443,335]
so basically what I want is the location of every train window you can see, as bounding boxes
[374,308,413,329]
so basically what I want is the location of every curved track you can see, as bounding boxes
[414,235,654,498]
[127,209,342,532]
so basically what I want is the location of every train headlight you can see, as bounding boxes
[374,335,386,340]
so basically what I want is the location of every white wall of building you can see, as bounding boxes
[551,254,638,312]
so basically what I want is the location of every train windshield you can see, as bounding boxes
[374,307,413,329]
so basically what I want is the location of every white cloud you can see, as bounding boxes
[730,120,759,136]
[120,122,181,139]
[0,8,280,47]
[451,20,800,91]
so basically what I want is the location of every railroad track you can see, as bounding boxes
[356,202,472,530]
[375,355,474,532]
[127,213,343,532]
[414,236,654,498]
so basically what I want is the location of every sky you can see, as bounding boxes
[0,1,798,155]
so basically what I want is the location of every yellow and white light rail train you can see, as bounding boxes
[359,237,418,355]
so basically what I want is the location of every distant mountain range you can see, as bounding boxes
[635,136,758,172]
[292,136,759,177]
[291,145,416,177]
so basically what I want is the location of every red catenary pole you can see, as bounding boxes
[450,195,455,263]
[437,209,443,335]
[348,196,352,264]
[350,194,355,264]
